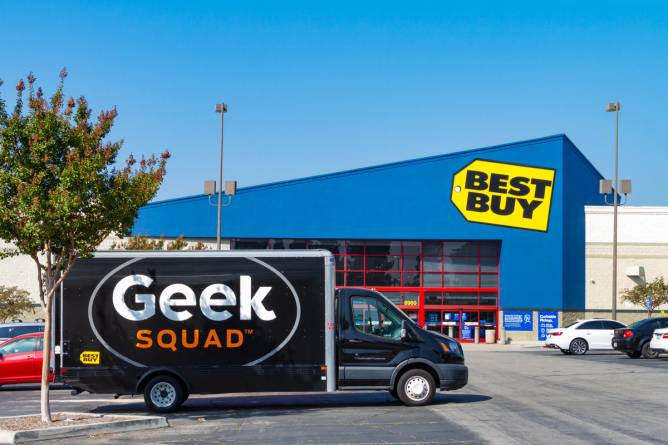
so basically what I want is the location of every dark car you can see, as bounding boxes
[0,323,44,343]
[612,317,668,359]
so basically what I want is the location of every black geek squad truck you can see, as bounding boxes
[54,251,467,412]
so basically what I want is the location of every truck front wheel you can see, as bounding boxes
[396,369,435,406]
[144,375,186,413]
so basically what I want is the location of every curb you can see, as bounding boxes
[0,412,168,444]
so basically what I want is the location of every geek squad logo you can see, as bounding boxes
[450,159,556,232]
[88,257,300,367]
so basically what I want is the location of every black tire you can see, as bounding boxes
[641,342,660,359]
[569,338,588,355]
[143,375,186,413]
[396,369,436,407]
[559,349,571,355]
[626,351,641,359]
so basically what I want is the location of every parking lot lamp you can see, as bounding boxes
[605,102,620,320]
[215,103,227,250]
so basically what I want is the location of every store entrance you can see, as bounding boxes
[424,309,497,342]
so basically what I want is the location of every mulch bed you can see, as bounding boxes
[0,413,111,431]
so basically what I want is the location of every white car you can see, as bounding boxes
[545,319,626,355]
[649,327,668,355]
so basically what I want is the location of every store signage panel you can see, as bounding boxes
[503,311,533,331]
[538,311,558,341]
[451,159,556,232]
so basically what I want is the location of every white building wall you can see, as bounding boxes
[585,206,668,319]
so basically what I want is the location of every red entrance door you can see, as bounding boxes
[424,309,497,342]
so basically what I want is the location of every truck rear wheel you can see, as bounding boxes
[143,375,186,413]
[396,369,435,406]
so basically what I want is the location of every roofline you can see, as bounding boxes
[92,250,333,258]
[561,134,605,179]
[144,134,570,208]
[586,206,668,214]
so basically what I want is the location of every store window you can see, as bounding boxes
[231,238,499,340]
[231,238,499,291]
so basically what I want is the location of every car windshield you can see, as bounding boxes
[563,321,579,329]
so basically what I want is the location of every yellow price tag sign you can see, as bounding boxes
[451,159,555,232]
[79,351,100,365]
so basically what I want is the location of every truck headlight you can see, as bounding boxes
[439,339,462,356]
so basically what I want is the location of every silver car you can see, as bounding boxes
[0,323,44,343]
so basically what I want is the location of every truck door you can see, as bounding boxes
[338,291,415,387]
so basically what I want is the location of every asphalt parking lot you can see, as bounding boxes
[2,346,668,445]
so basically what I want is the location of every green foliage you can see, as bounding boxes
[111,235,165,250]
[0,72,167,254]
[0,285,34,323]
[111,234,204,250]
[621,276,668,315]
[0,70,169,303]
[192,241,208,250]
[0,70,169,423]
[166,235,188,250]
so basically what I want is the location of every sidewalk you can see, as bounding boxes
[460,341,544,351]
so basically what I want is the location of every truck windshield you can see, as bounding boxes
[351,296,404,340]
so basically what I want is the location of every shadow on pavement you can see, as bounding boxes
[0,384,70,392]
[90,391,492,419]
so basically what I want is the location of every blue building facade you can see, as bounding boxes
[132,135,602,341]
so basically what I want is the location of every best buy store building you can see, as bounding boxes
[132,134,603,342]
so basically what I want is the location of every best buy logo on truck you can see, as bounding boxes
[450,159,555,232]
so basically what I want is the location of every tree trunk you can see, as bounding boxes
[40,281,53,423]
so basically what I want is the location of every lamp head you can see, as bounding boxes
[215,103,228,113]
[605,102,620,112]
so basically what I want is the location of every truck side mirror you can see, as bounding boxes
[401,320,408,340]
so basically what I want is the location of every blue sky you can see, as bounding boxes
[2,1,667,204]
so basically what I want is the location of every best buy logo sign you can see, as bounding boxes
[451,159,555,232]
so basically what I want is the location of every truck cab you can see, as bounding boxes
[336,288,467,406]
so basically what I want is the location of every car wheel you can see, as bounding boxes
[559,349,571,355]
[626,351,641,358]
[143,375,186,413]
[641,342,660,359]
[396,369,435,406]
[569,338,588,355]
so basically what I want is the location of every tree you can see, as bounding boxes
[0,70,169,422]
[621,276,668,317]
[0,285,34,323]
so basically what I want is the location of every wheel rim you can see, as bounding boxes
[150,382,177,408]
[405,376,430,402]
[645,346,658,358]
[572,340,586,354]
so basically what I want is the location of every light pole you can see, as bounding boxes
[601,101,630,320]
[215,103,227,250]
[204,105,236,250]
